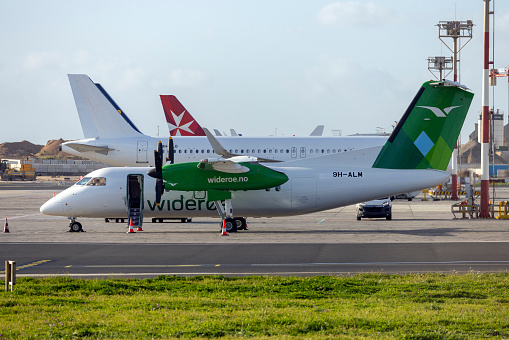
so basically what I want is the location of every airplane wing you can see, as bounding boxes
[63,143,115,155]
[203,128,282,163]
[198,159,250,173]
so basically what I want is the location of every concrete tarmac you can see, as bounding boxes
[1,182,509,277]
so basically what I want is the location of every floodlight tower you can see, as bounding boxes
[480,0,493,218]
[427,56,453,80]
[437,19,474,200]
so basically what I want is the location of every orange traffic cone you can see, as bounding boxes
[3,218,9,233]
[220,220,228,236]
[127,218,135,233]
[137,224,143,232]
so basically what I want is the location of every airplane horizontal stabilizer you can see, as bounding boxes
[63,143,115,155]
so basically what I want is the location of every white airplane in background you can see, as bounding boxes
[42,79,474,233]
[61,74,387,167]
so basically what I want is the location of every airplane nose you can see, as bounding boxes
[40,198,64,216]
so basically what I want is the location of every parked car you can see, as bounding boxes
[356,197,392,220]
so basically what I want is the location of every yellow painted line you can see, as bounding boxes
[0,260,51,274]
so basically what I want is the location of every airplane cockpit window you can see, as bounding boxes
[86,177,106,186]
[75,177,92,186]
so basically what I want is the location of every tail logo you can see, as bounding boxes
[168,110,196,136]
[416,105,461,118]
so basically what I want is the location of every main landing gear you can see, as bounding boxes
[214,199,247,233]
[68,217,84,232]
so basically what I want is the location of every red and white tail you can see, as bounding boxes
[160,95,206,136]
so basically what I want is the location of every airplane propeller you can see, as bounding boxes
[147,141,164,206]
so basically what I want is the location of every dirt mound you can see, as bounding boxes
[36,138,78,158]
[0,140,43,159]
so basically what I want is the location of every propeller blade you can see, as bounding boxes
[155,178,164,205]
[148,141,165,205]
[167,137,174,164]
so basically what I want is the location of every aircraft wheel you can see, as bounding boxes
[234,217,247,230]
[69,222,83,232]
[224,218,237,232]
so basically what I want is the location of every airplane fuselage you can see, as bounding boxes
[41,163,448,219]
[61,135,387,167]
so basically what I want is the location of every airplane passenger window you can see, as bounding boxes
[286,150,289,153]
[327,149,330,154]
[269,149,272,153]
[310,149,313,154]
[184,150,187,153]
[333,149,336,153]
[86,177,106,186]
[235,149,238,153]
[321,149,324,153]
[316,149,319,153]
[75,177,91,186]
[258,149,261,153]
[280,149,284,153]
[263,150,266,153]
[275,149,278,153]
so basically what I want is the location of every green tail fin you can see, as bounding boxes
[372,80,474,171]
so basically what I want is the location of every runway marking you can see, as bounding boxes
[5,213,43,220]
[40,260,509,271]
[0,260,51,274]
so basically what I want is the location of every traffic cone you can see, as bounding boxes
[3,218,9,233]
[137,224,143,232]
[127,218,135,233]
[220,220,228,236]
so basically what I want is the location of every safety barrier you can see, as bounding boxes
[430,190,480,200]
[451,201,479,219]
[493,201,509,220]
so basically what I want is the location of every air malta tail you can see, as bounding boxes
[68,74,143,138]
[160,95,206,136]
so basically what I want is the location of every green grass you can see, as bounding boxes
[1,273,508,339]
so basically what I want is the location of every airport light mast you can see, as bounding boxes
[480,0,493,218]
[427,56,453,81]
[436,19,474,200]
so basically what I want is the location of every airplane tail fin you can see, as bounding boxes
[68,74,143,138]
[372,80,474,171]
[160,95,206,136]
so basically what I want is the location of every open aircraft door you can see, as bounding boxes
[127,174,144,227]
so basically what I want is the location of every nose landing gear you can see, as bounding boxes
[68,217,84,232]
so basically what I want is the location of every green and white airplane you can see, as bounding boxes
[41,79,473,232]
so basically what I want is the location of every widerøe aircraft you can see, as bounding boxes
[61,74,387,167]
[41,79,474,232]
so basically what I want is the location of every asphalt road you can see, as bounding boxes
[1,183,509,278]
[2,242,509,278]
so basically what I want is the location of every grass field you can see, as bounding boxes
[1,273,508,339]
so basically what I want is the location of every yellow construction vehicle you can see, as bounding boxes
[1,160,36,181]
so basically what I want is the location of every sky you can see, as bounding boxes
[1,0,508,145]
